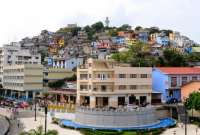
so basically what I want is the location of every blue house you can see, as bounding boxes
[138,31,149,43]
[111,36,125,45]
[156,36,169,46]
[152,67,200,102]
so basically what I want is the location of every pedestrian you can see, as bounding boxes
[17,121,20,128]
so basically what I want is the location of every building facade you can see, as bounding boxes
[152,67,200,102]
[77,58,152,108]
[50,57,84,70]
[0,43,41,84]
[181,81,200,101]
[2,64,43,100]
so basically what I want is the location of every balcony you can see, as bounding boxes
[92,78,114,83]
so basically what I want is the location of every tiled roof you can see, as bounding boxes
[158,67,200,75]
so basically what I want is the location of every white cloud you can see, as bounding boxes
[0,0,199,46]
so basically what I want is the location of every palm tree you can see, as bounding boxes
[20,126,58,135]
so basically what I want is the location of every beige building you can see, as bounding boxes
[77,58,152,108]
[3,64,43,99]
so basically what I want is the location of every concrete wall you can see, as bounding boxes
[75,107,158,128]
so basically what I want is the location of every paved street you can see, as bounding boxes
[161,123,200,135]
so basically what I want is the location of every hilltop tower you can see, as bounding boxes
[105,17,110,27]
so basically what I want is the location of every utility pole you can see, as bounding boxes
[185,107,187,135]
[44,97,48,135]
[34,97,37,121]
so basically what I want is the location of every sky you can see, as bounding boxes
[0,0,199,46]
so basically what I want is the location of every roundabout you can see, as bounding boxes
[60,118,176,131]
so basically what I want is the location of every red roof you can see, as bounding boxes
[158,67,200,75]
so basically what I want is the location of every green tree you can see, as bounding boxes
[135,26,143,31]
[91,21,104,32]
[160,49,188,67]
[117,24,131,31]
[70,27,81,36]
[111,41,155,67]
[185,92,200,111]
[20,126,58,135]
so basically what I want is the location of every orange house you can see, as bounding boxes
[181,81,200,101]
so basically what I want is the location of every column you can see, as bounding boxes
[109,96,118,108]
[125,95,129,105]
[90,96,96,108]
[25,91,29,100]
[61,61,64,68]
[33,91,36,99]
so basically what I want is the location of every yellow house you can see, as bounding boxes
[125,38,137,46]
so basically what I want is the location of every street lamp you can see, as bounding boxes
[185,107,187,135]
[34,97,37,121]
[44,99,48,135]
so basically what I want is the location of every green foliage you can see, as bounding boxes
[20,126,58,135]
[158,49,187,67]
[185,92,200,111]
[186,53,200,62]
[117,24,132,31]
[48,74,76,88]
[135,26,143,31]
[80,129,165,135]
[111,41,155,67]
[91,21,104,32]
[71,27,81,36]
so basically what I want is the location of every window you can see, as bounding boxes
[141,74,148,78]
[130,85,137,89]
[182,77,188,85]
[192,76,198,81]
[171,77,177,87]
[119,85,126,90]
[101,85,107,91]
[80,85,87,90]
[119,74,126,78]
[89,74,92,78]
[130,74,137,78]
[80,74,87,80]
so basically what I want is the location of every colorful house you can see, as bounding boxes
[111,36,125,45]
[137,31,149,43]
[156,36,169,46]
[181,81,200,101]
[152,67,200,102]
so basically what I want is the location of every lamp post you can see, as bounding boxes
[34,97,37,121]
[185,107,187,135]
[44,91,48,135]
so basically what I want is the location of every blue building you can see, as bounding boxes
[138,31,149,43]
[51,57,84,70]
[111,36,125,45]
[156,36,169,46]
[152,67,200,102]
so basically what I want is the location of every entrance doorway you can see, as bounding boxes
[96,97,108,108]
[118,97,125,106]
[140,96,147,105]
[129,95,136,104]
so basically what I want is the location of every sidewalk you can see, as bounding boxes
[19,113,82,135]
[161,123,200,135]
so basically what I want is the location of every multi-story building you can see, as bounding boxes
[2,64,43,99]
[77,58,152,108]
[152,67,200,102]
[0,43,41,84]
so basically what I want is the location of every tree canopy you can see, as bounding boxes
[185,92,200,111]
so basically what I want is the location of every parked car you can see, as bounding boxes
[166,98,178,104]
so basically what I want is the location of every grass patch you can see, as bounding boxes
[79,129,165,135]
